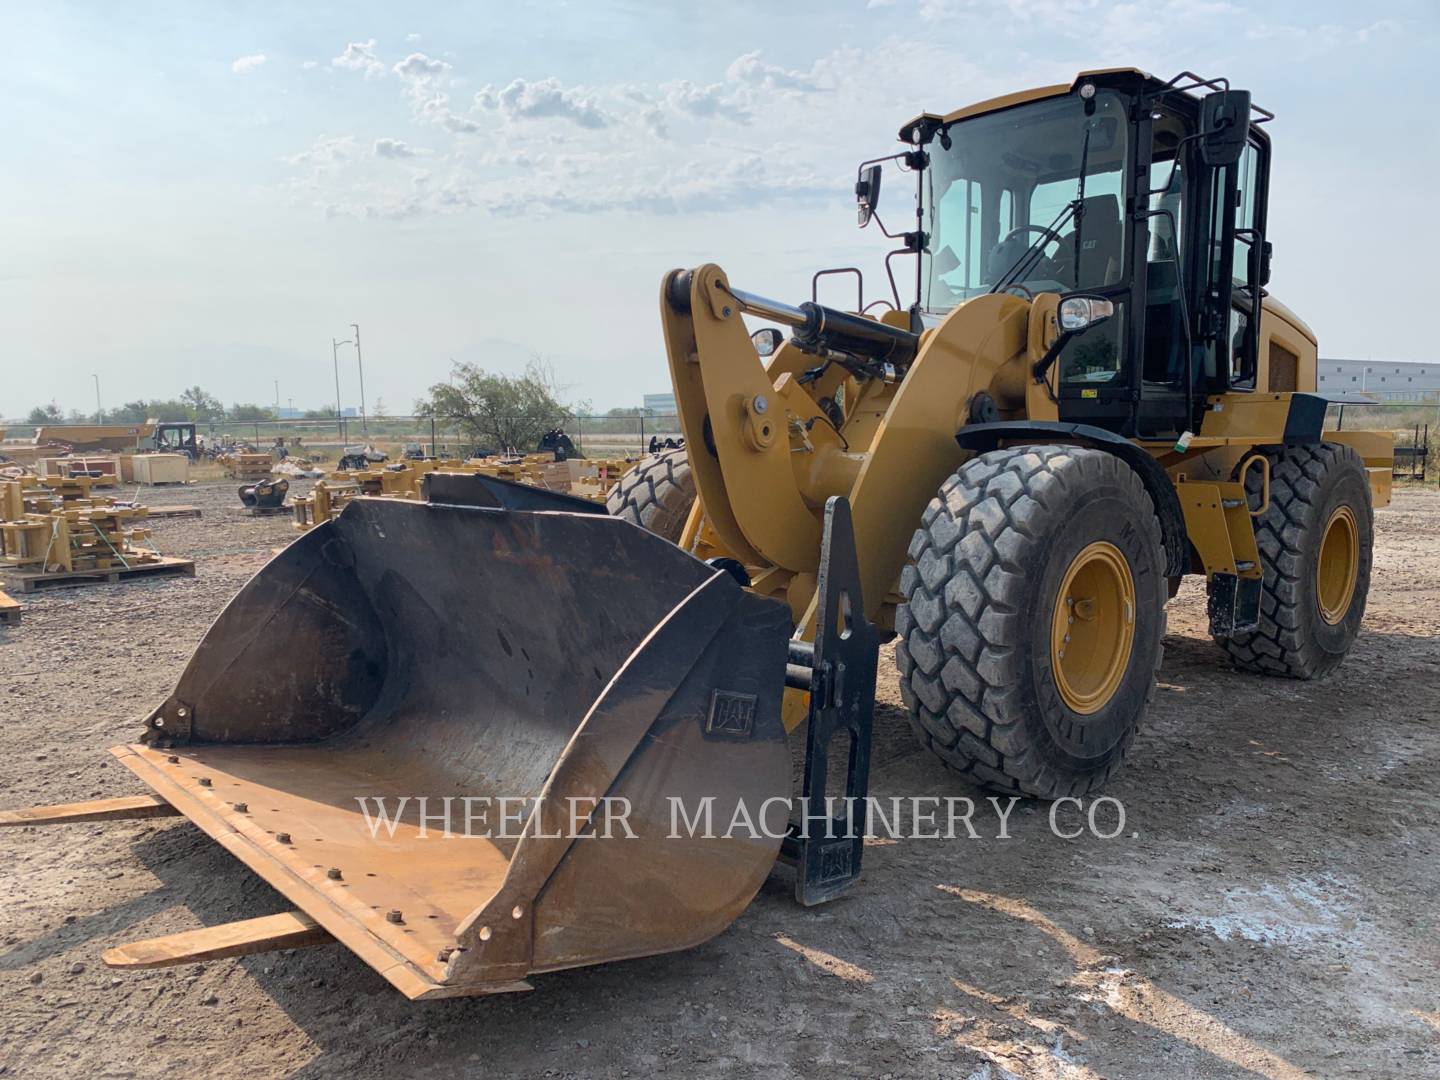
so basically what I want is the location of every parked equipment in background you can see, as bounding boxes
[338,445,388,471]
[1393,424,1428,481]
[536,428,582,460]
[238,477,290,511]
[150,422,199,460]
[2,68,1395,1000]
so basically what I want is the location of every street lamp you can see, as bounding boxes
[92,374,102,422]
[351,323,368,435]
[332,338,353,444]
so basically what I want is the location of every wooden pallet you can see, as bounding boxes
[243,505,289,517]
[4,556,195,593]
[145,505,203,519]
[0,590,20,625]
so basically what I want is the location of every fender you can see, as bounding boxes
[956,421,1190,579]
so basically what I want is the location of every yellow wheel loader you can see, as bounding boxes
[4,69,1392,999]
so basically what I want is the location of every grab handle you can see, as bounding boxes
[1238,453,1271,516]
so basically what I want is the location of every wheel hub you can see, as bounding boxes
[1316,505,1359,625]
[1051,541,1136,714]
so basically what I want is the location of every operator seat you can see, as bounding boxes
[1057,194,1123,289]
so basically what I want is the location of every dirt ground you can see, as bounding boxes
[1,478,1438,1079]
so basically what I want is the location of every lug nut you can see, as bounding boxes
[275,832,291,844]
[386,910,404,924]
[198,777,212,787]
[232,802,248,813]
[167,755,179,764]
[327,868,342,880]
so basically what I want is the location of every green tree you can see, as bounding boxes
[228,403,277,422]
[416,358,575,452]
[26,402,63,425]
[108,400,155,423]
[180,385,223,421]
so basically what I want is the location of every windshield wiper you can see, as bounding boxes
[1072,120,1093,289]
[987,201,1075,295]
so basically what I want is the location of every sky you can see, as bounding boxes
[2,0,1437,418]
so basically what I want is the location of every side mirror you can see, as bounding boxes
[751,327,784,358]
[1258,240,1272,287]
[855,164,882,228]
[1199,89,1251,167]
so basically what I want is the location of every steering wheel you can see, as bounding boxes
[997,223,1064,247]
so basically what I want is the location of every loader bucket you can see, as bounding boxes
[112,497,795,998]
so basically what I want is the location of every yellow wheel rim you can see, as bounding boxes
[1316,505,1359,625]
[1051,541,1136,715]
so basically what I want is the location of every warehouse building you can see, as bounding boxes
[1318,359,1440,399]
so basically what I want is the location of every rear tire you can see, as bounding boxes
[1214,443,1372,678]
[606,449,696,544]
[896,445,1167,798]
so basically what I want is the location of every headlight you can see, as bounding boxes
[751,327,784,357]
[1058,295,1115,332]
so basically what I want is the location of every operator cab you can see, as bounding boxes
[153,421,199,459]
[902,70,1271,440]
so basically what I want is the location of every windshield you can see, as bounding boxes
[921,89,1131,313]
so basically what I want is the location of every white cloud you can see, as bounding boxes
[664,80,750,123]
[393,52,451,80]
[725,51,822,92]
[474,78,608,128]
[286,134,361,166]
[374,137,418,159]
[333,39,386,80]
[406,32,422,43]
[232,54,267,75]
[301,60,319,71]
[640,105,669,139]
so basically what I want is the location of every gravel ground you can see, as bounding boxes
[1,478,1438,1078]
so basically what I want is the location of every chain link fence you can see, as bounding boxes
[9,399,1438,472]
[1,415,684,462]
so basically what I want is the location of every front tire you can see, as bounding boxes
[896,445,1167,798]
[1214,443,1373,678]
[606,449,696,544]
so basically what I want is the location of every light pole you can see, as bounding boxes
[351,323,368,435]
[332,338,353,444]
[92,374,102,422]
[274,379,280,415]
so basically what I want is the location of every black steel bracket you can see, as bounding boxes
[1207,572,1261,636]
[779,497,880,905]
